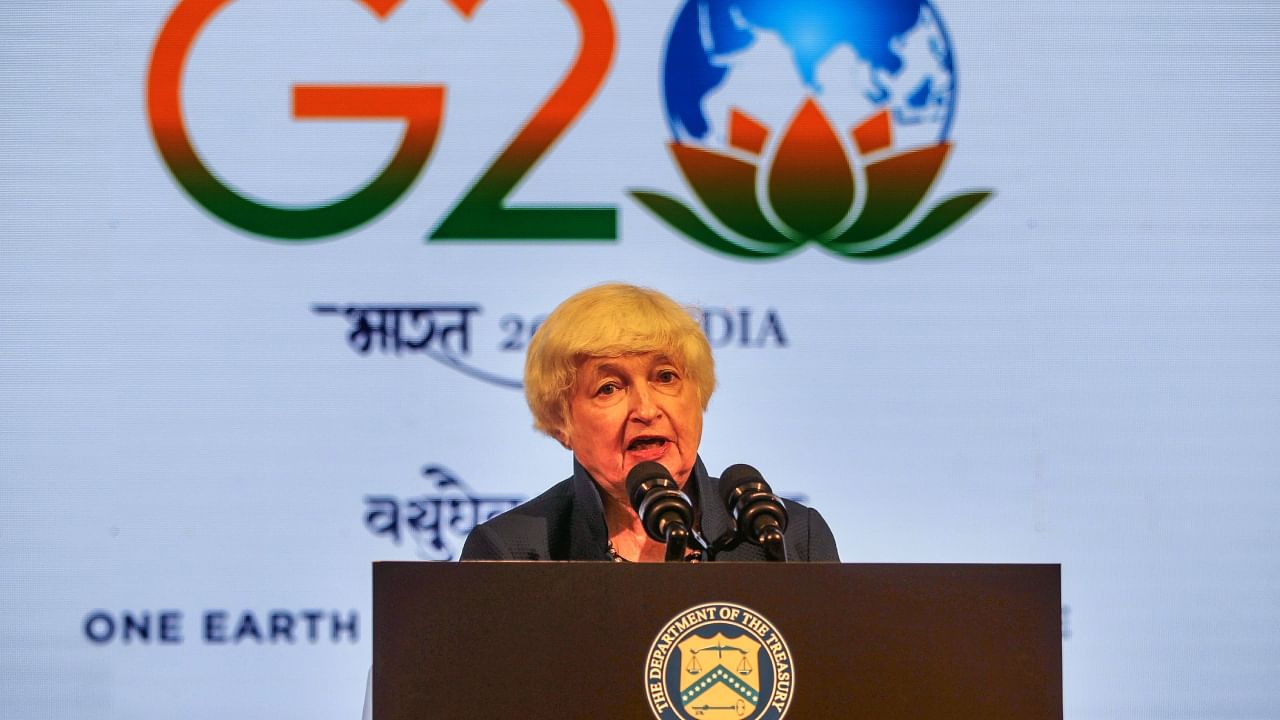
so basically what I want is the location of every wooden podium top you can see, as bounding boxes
[374,562,1061,719]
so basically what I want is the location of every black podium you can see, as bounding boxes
[374,562,1061,719]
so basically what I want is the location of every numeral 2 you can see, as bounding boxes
[431,0,618,241]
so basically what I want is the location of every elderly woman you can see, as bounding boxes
[460,283,838,562]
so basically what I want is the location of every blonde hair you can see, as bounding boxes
[524,283,716,440]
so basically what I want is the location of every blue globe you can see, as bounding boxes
[662,0,956,152]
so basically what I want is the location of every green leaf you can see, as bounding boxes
[629,190,800,259]
[827,191,992,260]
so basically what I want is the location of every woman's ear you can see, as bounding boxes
[554,419,572,451]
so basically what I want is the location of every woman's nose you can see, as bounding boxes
[629,384,660,421]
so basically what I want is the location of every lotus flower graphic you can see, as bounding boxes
[632,98,990,259]
[633,0,991,260]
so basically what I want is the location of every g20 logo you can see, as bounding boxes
[147,0,615,242]
[147,0,989,260]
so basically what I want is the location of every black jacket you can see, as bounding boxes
[460,457,840,561]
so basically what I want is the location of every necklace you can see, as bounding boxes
[606,540,631,563]
[607,540,702,563]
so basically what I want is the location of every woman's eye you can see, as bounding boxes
[596,382,619,396]
[657,370,678,383]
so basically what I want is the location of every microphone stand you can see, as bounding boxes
[663,523,689,563]
[759,526,786,562]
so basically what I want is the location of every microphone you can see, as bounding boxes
[719,464,788,562]
[625,461,694,562]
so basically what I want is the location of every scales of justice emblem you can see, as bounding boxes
[646,603,794,720]
[677,633,764,717]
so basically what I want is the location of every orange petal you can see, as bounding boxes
[669,143,790,245]
[834,143,951,244]
[852,109,892,156]
[728,107,769,156]
[766,98,855,238]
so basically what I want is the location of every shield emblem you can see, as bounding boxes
[676,632,763,718]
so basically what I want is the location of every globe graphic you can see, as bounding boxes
[662,0,956,153]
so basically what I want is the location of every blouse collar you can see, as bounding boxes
[568,455,733,560]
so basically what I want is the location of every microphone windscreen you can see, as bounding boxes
[626,461,675,510]
[719,463,767,508]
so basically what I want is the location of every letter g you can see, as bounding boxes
[146,0,445,240]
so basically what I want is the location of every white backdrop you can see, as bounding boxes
[2,1,1278,718]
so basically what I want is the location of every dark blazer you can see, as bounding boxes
[460,457,840,561]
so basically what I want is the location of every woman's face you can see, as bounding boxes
[561,351,704,500]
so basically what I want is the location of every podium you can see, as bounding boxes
[374,562,1061,719]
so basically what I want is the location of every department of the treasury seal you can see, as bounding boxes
[644,602,795,720]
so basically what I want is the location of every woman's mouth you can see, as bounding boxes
[626,436,669,459]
